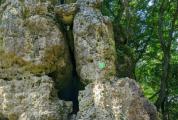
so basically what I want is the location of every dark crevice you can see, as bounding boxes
[58,23,79,114]
[46,4,85,115]
[52,14,85,115]
[0,114,9,120]
[60,0,65,4]
[62,23,79,114]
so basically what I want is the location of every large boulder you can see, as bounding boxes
[0,1,73,119]
[73,0,117,84]
[76,78,157,120]
[0,74,72,120]
[0,0,73,89]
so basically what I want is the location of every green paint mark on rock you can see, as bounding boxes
[98,62,106,69]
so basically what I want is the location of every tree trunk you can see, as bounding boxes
[156,50,170,120]
[155,1,169,119]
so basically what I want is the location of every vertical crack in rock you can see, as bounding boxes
[0,0,158,120]
[56,23,80,116]
[54,3,82,118]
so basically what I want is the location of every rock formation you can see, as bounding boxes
[73,0,157,120]
[76,78,157,120]
[0,0,157,120]
[0,0,73,119]
[0,0,73,89]
[73,0,117,84]
[0,74,72,120]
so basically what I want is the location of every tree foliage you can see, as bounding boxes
[102,0,178,119]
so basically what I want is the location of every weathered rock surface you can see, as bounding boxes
[73,0,117,84]
[0,74,72,120]
[73,0,157,120]
[77,78,157,120]
[0,0,158,120]
[55,3,78,25]
[0,0,73,89]
[0,0,73,120]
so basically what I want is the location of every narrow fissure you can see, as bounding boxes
[47,2,85,116]
[58,23,79,115]
[55,20,84,116]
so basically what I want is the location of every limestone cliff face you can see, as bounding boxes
[0,0,157,120]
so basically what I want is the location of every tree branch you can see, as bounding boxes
[167,1,178,49]
[149,90,160,100]
[158,0,166,51]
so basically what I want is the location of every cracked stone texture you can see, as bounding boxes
[76,78,157,120]
[0,0,69,63]
[73,0,157,120]
[0,0,73,92]
[0,0,73,120]
[55,3,78,25]
[73,0,117,84]
[0,74,72,120]
[0,0,158,120]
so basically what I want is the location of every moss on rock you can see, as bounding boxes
[0,45,71,88]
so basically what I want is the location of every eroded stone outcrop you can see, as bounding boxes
[55,3,78,25]
[73,0,117,84]
[0,0,74,89]
[0,0,157,120]
[76,78,157,120]
[0,75,72,120]
[0,0,73,120]
[73,0,157,120]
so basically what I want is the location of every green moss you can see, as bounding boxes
[35,4,48,15]
[8,113,18,120]
[24,45,67,75]
[49,0,59,5]
[0,36,3,51]
[0,0,6,5]
[0,45,72,89]
[0,112,8,120]
[24,64,46,75]
[0,45,66,74]
[0,52,28,69]
[21,6,30,19]
[19,0,24,4]
[60,0,76,4]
